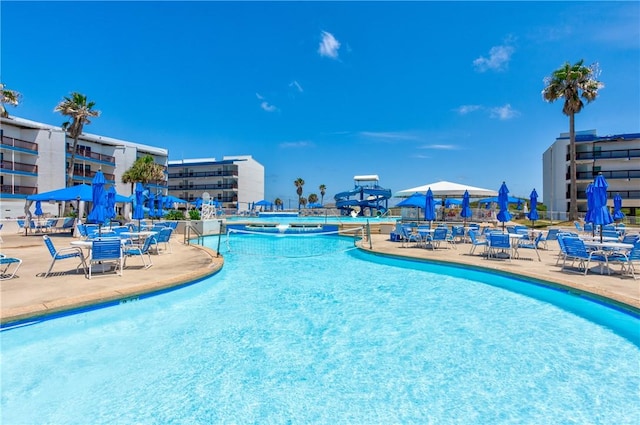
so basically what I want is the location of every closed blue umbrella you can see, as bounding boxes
[460,190,472,224]
[613,193,625,221]
[148,191,156,220]
[496,182,512,231]
[133,182,145,229]
[527,189,539,227]
[156,193,165,218]
[591,173,613,242]
[34,200,43,217]
[87,170,107,236]
[106,186,117,226]
[424,188,436,228]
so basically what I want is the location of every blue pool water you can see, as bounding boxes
[225,214,397,224]
[1,234,639,424]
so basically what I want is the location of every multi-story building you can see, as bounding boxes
[542,130,640,221]
[167,156,264,210]
[1,116,168,218]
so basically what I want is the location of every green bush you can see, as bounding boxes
[188,209,201,220]
[165,210,185,220]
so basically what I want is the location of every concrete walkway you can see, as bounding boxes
[1,228,638,325]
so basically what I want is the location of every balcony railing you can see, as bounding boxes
[168,170,238,178]
[1,135,38,152]
[570,148,640,161]
[67,147,115,164]
[72,169,115,181]
[575,190,640,200]
[1,185,38,195]
[1,160,38,173]
[168,183,238,191]
[573,169,640,180]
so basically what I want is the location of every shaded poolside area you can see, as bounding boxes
[1,227,639,325]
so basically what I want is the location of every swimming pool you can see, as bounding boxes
[225,214,398,224]
[1,234,638,423]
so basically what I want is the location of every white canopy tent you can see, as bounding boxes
[394,180,498,198]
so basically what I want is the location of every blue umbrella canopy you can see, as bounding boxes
[613,193,625,220]
[133,183,145,222]
[585,183,594,224]
[460,190,472,221]
[527,189,539,224]
[496,182,512,230]
[424,188,437,225]
[591,174,613,241]
[147,191,156,218]
[106,186,117,221]
[156,193,165,218]
[34,200,43,216]
[396,193,426,208]
[87,170,107,227]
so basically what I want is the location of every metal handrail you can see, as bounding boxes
[184,223,204,247]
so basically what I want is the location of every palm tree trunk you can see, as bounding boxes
[66,136,79,188]
[569,113,578,221]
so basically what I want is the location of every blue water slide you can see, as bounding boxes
[334,186,392,216]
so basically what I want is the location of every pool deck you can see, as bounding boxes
[1,230,639,325]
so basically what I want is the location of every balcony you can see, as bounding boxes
[571,169,640,180]
[168,183,238,191]
[569,148,640,161]
[575,190,640,200]
[72,169,115,181]
[1,135,38,152]
[67,147,115,164]
[1,160,38,174]
[1,184,38,195]
[168,170,238,179]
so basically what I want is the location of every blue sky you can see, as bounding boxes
[2,1,639,204]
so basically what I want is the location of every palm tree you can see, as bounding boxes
[543,60,603,221]
[54,92,101,188]
[122,155,165,194]
[1,83,21,118]
[274,198,283,211]
[308,193,319,204]
[294,177,305,210]
[319,184,326,205]
[299,196,308,209]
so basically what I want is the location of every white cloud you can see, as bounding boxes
[419,144,459,150]
[279,140,314,148]
[359,131,420,142]
[412,154,431,159]
[255,93,264,100]
[289,80,303,93]
[260,101,277,112]
[489,104,519,120]
[318,31,341,59]
[455,105,482,115]
[473,44,515,72]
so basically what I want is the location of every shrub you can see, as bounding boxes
[188,209,201,220]
[165,210,185,220]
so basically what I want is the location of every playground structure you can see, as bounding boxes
[334,175,392,217]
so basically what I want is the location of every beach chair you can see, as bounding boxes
[154,227,173,253]
[55,217,76,234]
[608,240,640,280]
[621,234,639,245]
[0,254,22,280]
[539,228,560,250]
[399,225,422,248]
[88,238,123,279]
[517,232,542,261]
[487,233,512,261]
[43,235,88,278]
[426,227,454,250]
[560,237,609,275]
[468,230,488,256]
[451,226,465,243]
[123,235,156,269]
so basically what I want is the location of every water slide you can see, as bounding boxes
[334,175,392,216]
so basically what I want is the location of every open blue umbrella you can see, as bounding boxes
[87,170,107,236]
[424,188,437,228]
[34,200,43,217]
[613,193,625,221]
[591,173,613,242]
[106,186,117,226]
[527,189,539,227]
[133,182,145,229]
[460,190,472,224]
[496,182,512,231]
[396,193,426,208]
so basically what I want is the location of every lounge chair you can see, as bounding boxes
[487,233,512,261]
[88,238,123,279]
[43,235,88,278]
[517,232,542,261]
[425,228,454,250]
[539,228,560,250]
[468,230,488,256]
[608,240,640,280]
[560,237,609,275]
[123,235,156,269]
[154,227,173,253]
[399,225,422,248]
[55,217,76,234]
[0,254,22,280]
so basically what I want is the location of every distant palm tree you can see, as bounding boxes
[54,92,101,188]
[0,83,21,118]
[294,177,305,210]
[299,196,308,208]
[274,198,283,210]
[543,60,603,221]
[308,193,318,204]
[319,184,326,205]
[122,155,165,194]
